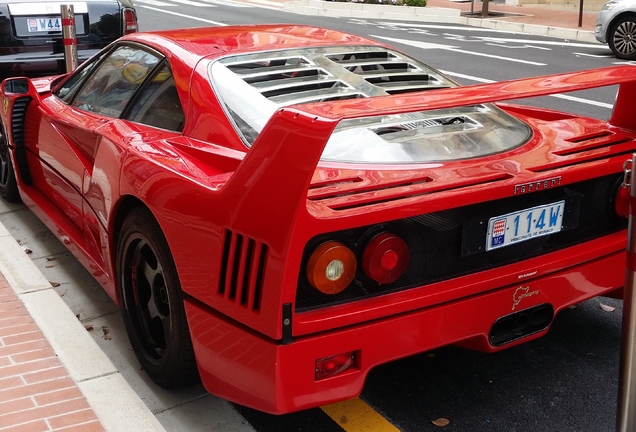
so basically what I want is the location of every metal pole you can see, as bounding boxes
[578,0,584,28]
[618,154,636,431]
[61,5,78,73]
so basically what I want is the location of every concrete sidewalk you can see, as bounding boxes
[0,1,605,431]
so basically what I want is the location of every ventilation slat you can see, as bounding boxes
[270,90,363,105]
[218,229,267,313]
[218,47,454,109]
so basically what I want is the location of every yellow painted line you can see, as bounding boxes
[320,397,400,432]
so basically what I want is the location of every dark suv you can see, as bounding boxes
[0,0,138,79]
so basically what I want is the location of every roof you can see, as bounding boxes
[124,25,383,60]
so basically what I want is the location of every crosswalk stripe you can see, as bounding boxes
[134,0,174,6]
[138,5,228,25]
[197,0,253,6]
[321,398,401,432]
[136,0,253,7]
[169,0,216,6]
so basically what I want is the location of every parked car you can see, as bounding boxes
[0,24,635,414]
[595,0,636,59]
[0,0,138,80]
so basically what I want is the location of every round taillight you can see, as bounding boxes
[362,232,409,284]
[306,241,356,295]
[615,185,630,219]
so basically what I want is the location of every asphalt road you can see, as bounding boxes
[2,2,633,431]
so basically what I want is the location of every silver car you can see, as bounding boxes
[595,0,636,59]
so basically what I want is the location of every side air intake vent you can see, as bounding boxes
[218,229,268,312]
[11,97,30,147]
[11,97,32,185]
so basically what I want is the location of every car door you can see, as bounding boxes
[81,59,185,269]
[30,45,161,238]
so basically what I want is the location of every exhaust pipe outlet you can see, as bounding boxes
[489,303,554,347]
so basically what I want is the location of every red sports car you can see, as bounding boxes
[0,25,634,414]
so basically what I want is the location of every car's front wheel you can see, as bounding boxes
[0,124,20,202]
[609,16,636,60]
[117,207,199,388]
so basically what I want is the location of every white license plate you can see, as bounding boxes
[486,201,565,251]
[27,17,62,33]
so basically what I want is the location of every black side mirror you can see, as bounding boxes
[3,78,29,95]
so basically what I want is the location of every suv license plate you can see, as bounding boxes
[27,17,62,33]
[486,201,565,251]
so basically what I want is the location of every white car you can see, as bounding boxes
[595,0,636,59]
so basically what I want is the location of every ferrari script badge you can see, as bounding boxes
[514,177,561,195]
[512,286,539,310]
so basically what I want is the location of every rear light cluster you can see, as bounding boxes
[305,231,410,295]
[315,351,357,381]
[122,8,138,34]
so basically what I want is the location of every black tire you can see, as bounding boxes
[609,16,636,60]
[117,207,199,388]
[0,124,20,202]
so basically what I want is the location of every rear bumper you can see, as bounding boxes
[184,250,625,414]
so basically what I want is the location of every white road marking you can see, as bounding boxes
[573,52,614,58]
[372,35,546,65]
[138,5,228,25]
[134,0,174,6]
[441,70,614,109]
[379,23,522,33]
[478,37,602,49]
[197,0,253,7]
[167,0,216,6]
[485,42,552,50]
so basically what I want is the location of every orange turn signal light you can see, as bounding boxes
[306,241,356,295]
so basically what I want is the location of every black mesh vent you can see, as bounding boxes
[219,229,268,313]
[296,174,626,311]
[11,97,30,146]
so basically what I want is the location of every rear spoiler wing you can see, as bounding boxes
[220,66,636,248]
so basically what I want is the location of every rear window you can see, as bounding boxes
[8,3,88,38]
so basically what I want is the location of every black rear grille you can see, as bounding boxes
[295,174,626,311]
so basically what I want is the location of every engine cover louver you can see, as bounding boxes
[220,47,451,107]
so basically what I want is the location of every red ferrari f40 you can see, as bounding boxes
[0,25,634,414]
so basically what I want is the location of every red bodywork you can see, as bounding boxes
[1,25,635,413]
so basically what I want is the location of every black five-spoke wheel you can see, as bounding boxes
[0,124,19,202]
[118,207,198,388]
[610,16,636,60]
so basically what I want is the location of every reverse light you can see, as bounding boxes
[362,232,409,284]
[123,8,138,34]
[306,241,356,295]
[315,351,357,381]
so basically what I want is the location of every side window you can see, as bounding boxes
[71,46,160,118]
[125,64,185,132]
[55,51,106,103]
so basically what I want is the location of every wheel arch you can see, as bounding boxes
[109,194,157,306]
[607,11,636,41]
